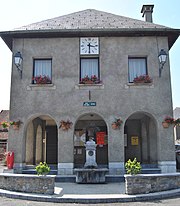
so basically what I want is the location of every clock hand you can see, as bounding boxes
[87,43,98,47]
[87,42,91,53]
[87,43,98,53]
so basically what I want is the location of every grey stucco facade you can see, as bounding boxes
[1,8,180,175]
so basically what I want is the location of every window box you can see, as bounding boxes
[133,75,152,84]
[32,75,52,85]
[80,75,101,85]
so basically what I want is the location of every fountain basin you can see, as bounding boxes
[74,168,109,183]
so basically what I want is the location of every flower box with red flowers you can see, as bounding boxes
[32,75,52,84]
[133,75,152,84]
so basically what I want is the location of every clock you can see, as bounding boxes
[80,37,99,55]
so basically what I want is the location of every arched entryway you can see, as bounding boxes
[74,113,108,168]
[25,115,58,166]
[124,112,158,167]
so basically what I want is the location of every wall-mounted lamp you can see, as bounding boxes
[158,49,167,77]
[14,52,23,78]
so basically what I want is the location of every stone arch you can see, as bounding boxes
[124,111,158,166]
[74,112,108,168]
[25,114,58,165]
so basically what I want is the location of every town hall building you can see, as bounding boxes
[0,5,180,176]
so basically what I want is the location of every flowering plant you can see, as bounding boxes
[0,121,9,129]
[59,120,73,131]
[35,162,50,176]
[133,75,152,83]
[125,158,142,175]
[112,118,123,129]
[10,120,22,128]
[32,75,52,84]
[163,116,175,124]
[80,75,101,84]
[175,118,180,126]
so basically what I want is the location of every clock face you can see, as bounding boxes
[80,37,99,55]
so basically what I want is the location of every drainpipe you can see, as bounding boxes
[141,5,154,23]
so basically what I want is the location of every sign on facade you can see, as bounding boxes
[131,136,139,145]
[83,102,96,106]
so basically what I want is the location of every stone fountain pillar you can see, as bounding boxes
[74,138,108,183]
[84,138,97,168]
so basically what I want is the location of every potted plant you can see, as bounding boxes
[80,75,101,84]
[162,116,175,128]
[125,158,142,175]
[10,120,22,130]
[133,74,152,84]
[32,75,52,84]
[0,121,9,131]
[35,162,50,176]
[175,118,180,126]
[111,118,123,129]
[59,120,73,131]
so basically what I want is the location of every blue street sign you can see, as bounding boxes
[83,102,96,106]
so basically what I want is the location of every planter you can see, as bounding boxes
[111,123,119,130]
[59,120,73,131]
[13,124,19,130]
[1,128,8,132]
[162,121,169,128]
[134,81,146,84]
[125,173,180,195]
[84,80,94,84]
[61,125,68,131]
[10,120,22,130]
[0,174,55,195]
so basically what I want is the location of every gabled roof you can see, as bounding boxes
[0,9,180,50]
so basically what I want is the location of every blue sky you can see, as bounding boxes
[0,0,179,110]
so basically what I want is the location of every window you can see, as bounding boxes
[32,59,52,84]
[128,57,147,83]
[80,58,100,84]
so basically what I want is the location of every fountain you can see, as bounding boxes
[74,138,108,183]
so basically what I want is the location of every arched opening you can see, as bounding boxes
[124,112,158,167]
[25,115,58,166]
[74,113,108,168]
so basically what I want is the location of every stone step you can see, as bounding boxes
[22,169,57,175]
[141,168,161,174]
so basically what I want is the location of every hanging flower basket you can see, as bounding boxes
[111,123,119,129]
[162,116,175,128]
[111,118,123,130]
[162,121,169,128]
[10,120,22,130]
[59,120,73,131]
